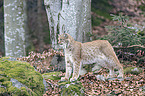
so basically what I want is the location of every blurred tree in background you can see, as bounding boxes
[26,0,50,53]
[44,0,92,49]
[4,0,27,57]
[0,0,144,56]
[0,1,4,57]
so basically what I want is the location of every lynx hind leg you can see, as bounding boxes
[112,58,124,78]
[117,65,124,78]
[101,41,124,78]
[107,67,114,78]
[107,59,124,78]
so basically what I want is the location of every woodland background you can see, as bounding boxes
[0,0,145,95]
[1,0,144,67]
[0,0,145,55]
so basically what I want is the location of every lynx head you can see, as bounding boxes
[58,33,73,48]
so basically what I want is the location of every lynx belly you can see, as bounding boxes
[82,52,107,65]
[81,50,115,68]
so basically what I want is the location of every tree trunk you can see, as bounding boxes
[44,0,61,49]
[0,0,4,57]
[37,0,44,52]
[44,0,92,49]
[4,0,27,57]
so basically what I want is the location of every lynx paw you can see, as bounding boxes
[117,74,124,78]
[107,74,114,78]
[61,77,69,81]
[70,77,77,82]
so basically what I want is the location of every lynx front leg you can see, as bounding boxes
[61,58,72,81]
[70,61,81,82]
[107,68,114,78]
[117,66,124,78]
[79,65,87,75]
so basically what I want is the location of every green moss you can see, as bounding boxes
[0,87,6,94]
[42,72,62,80]
[0,57,45,96]
[19,87,30,96]
[0,75,10,82]
[7,86,20,95]
[42,71,85,95]
[124,67,142,75]
[42,72,85,95]
[7,86,29,96]
[59,81,85,96]
[0,57,10,60]
[2,81,12,87]
[137,30,145,36]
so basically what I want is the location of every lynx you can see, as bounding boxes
[58,33,123,82]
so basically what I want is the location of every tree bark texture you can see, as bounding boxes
[37,0,44,52]
[0,0,4,56]
[44,0,92,49]
[4,0,27,57]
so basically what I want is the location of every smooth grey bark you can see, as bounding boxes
[4,0,27,57]
[44,0,61,49]
[44,0,92,49]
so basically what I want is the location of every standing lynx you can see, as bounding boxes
[58,33,123,82]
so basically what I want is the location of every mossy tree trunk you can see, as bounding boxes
[44,0,92,49]
[4,0,27,57]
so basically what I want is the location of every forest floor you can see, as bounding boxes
[17,51,145,96]
[43,65,144,96]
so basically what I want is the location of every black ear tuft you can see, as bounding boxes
[64,33,68,38]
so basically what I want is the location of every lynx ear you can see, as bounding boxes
[64,33,68,39]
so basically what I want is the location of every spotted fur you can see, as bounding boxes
[58,33,123,82]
